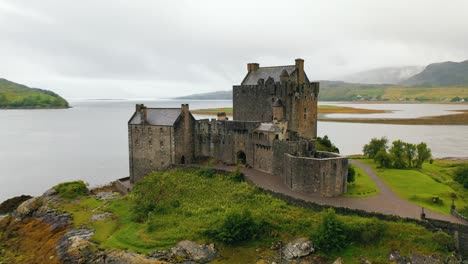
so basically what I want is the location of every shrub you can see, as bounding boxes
[347,166,356,183]
[316,135,340,153]
[129,171,175,222]
[205,209,268,244]
[230,166,245,182]
[432,231,455,251]
[454,165,468,189]
[363,137,388,158]
[197,167,216,178]
[346,218,386,245]
[53,181,88,200]
[314,208,347,252]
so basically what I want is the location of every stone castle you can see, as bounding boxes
[128,59,348,197]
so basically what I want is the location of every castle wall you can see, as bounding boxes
[129,124,174,183]
[173,112,196,164]
[282,152,347,197]
[233,84,274,122]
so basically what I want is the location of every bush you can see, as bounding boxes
[205,209,268,244]
[197,167,217,178]
[347,166,356,183]
[314,208,347,252]
[346,219,386,245]
[129,171,175,222]
[230,166,245,182]
[454,165,468,189]
[316,135,340,153]
[53,181,88,200]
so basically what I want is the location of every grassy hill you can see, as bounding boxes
[0,78,69,108]
[175,90,232,100]
[401,60,468,87]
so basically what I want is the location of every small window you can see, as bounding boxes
[304,113,307,120]
[160,141,164,147]
[160,128,164,134]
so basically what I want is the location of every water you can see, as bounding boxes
[0,99,467,202]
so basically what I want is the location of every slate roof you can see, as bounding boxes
[129,108,182,126]
[242,65,296,85]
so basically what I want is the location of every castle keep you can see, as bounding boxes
[128,59,348,197]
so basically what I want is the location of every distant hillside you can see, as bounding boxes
[175,90,232,100]
[339,66,424,84]
[319,81,394,101]
[401,60,468,86]
[0,78,69,108]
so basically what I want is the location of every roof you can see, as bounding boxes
[129,108,182,126]
[254,123,280,133]
[242,65,296,85]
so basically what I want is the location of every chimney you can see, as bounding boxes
[295,58,305,85]
[247,63,260,72]
[137,104,147,124]
[181,104,189,115]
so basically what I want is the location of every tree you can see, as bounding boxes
[374,148,392,168]
[415,142,432,168]
[363,137,388,158]
[316,135,340,153]
[347,166,356,183]
[389,140,407,169]
[403,143,417,168]
[314,208,347,252]
[454,165,468,189]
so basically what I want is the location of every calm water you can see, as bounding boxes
[1,100,467,202]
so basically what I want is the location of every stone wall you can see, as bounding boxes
[129,124,175,183]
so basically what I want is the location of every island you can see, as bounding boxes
[0,78,69,109]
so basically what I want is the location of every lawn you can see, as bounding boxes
[359,159,468,214]
[343,165,379,198]
[55,168,453,263]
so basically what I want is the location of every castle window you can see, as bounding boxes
[149,140,152,146]
[272,98,275,103]
[304,113,307,120]
[160,141,164,147]
[275,134,279,140]
[160,127,164,134]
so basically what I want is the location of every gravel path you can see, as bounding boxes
[214,161,465,224]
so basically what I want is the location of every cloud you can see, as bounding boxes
[1,0,468,98]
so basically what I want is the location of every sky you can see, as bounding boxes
[1,0,468,99]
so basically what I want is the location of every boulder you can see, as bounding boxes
[12,197,45,219]
[282,238,314,260]
[99,250,165,264]
[56,228,98,263]
[176,240,217,263]
[93,191,121,200]
[388,251,409,264]
[333,257,344,264]
[0,195,33,214]
[410,253,443,264]
[42,188,58,197]
[92,212,112,221]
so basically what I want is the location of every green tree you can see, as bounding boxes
[314,208,347,252]
[316,135,340,153]
[415,142,432,168]
[454,165,468,189]
[389,140,407,169]
[374,148,392,168]
[347,165,356,183]
[363,137,388,158]
[403,142,417,167]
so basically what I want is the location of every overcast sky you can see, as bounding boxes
[1,0,468,98]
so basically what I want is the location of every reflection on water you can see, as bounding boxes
[0,99,467,201]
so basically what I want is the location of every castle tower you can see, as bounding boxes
[272,99,284,121]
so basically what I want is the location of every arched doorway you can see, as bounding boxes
[180,155,185,164]
[237,151,246,165]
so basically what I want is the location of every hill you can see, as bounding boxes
[0,78,69,109]
[401,60,468,86]
[339,66,424,84]
[175,90,232,100]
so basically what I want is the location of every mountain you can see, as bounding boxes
[400,60,468,86]
[0,78,69,108]
[175,90,232,100]
[339,66,424,84]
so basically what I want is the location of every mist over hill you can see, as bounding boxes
[401,60,468,86]
[339,66,424,84]
[174,90,232,100]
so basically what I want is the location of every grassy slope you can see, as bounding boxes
[344,165,379,198]
[359,159,468,214]
[0,78,69,108]
[58,169,451,263]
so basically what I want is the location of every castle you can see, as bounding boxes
[127,59,348,197]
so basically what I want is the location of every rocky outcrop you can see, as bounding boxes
[0,195,33,214]
[389,251,464,264]
[149,240,217,263]
[282,238,314,260]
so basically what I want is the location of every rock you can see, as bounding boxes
[333,257,344,264]
[93,191,121,200]
[360,258,371,264]
[42,188,58,197]
[0,195,33,214]
[410,253,443,264]
[56,228,98,263]
[99,250,164,264]
[282,238,314,260]
[92,212,112,221]
[388,251,409,264]
[12,197,44,219]
[176,240,217,263]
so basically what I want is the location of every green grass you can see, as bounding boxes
[0,78,69,108]
[57,169,453,263]
[344,165,379,198]
[360,159,468,214]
